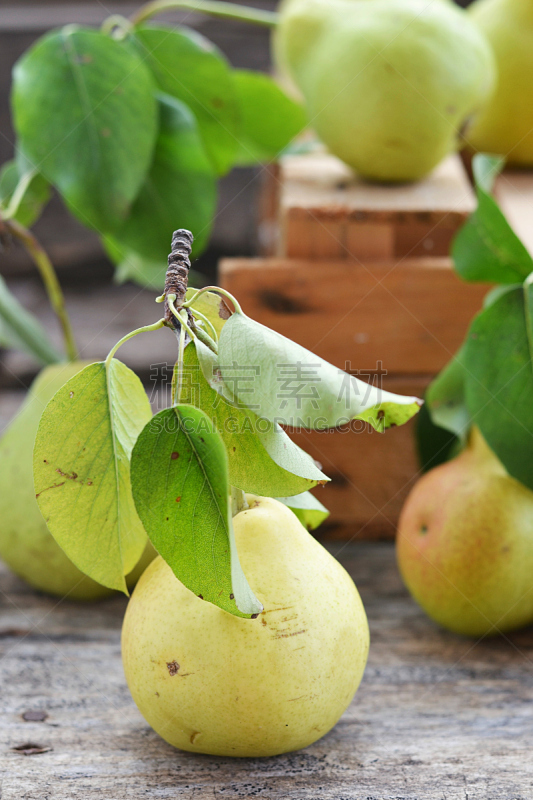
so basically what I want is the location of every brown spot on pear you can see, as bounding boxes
[121,496,369,757]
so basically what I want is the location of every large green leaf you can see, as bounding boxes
[0,274,61,364]
[33,360,151,591]
[182,342,328,496]
[276,491,329,531]
[232,70,307,165]
[0,160,50,227]
[452,154,533,284]
[218,314,422,431]
[12,26,158,231]
[111,248,168,289]
[130,405,262,617]
[462,284,533,489]
[108,95,216,279]
[133,25,239,176]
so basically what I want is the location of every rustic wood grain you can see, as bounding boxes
[220,256,489,375]
[1,545,532,799]
[272,152,476,260]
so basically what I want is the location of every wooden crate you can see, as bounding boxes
[220,256,488,375]
[220,256,490,539]
[221,159,533,540]
[261,150,476,260]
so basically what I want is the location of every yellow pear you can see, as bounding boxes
[122,496,369,757]
[397,427,533,636]
[0,363,155,599]
[468,0,533,165]
[274,0,495,181]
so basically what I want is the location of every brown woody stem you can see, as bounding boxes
[163,229,195,335]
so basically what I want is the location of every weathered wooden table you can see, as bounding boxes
[1,543,532,799]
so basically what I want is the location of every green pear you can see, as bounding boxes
[122,496,369,757]
[0,363,155,600]
[274,0,495,182]
[467,0,533,165]
[396,427,533,637]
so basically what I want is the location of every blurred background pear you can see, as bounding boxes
[274,0,495,181]
[467,0,533,165]
[0,362,155,599]
[397,427,533,637]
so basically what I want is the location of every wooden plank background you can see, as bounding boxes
[276,153,476,261]
[220,256,489,375]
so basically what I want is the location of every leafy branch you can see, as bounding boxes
[420,154,533,490]
[2,1,305,297]
[33,228,422,616]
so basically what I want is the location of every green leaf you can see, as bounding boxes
[133,25,239,176]
[194,336,237,402]
[104,234,207,290]
[462,284,533,489]
[217,314,422,431]
[472,152,505,194]
[0,274,61,364]
[232,70,307,165]
[12,26,158,231]
[105,95,216,284]
[426,344,470,441]
[452,154,533,284]
[130,405,262,617]
[276,491,329,531]
[33,360,151,591]
[187,289,231,337]
[182,342,328,496]
[483,283,521,309]
[0,161,50,227]
[111,248,168,289]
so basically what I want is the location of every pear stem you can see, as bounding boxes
[167,297,196,341]
[130,0,278,28]
[162,230,196,335]
[173,309,189,404]
[1,168,37,221]
[105,319,165,366]
[231,487,249,517]
[101,14,133,37]
[183,285,242,315]
[189,307,218,343]
[4,219,79,362]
